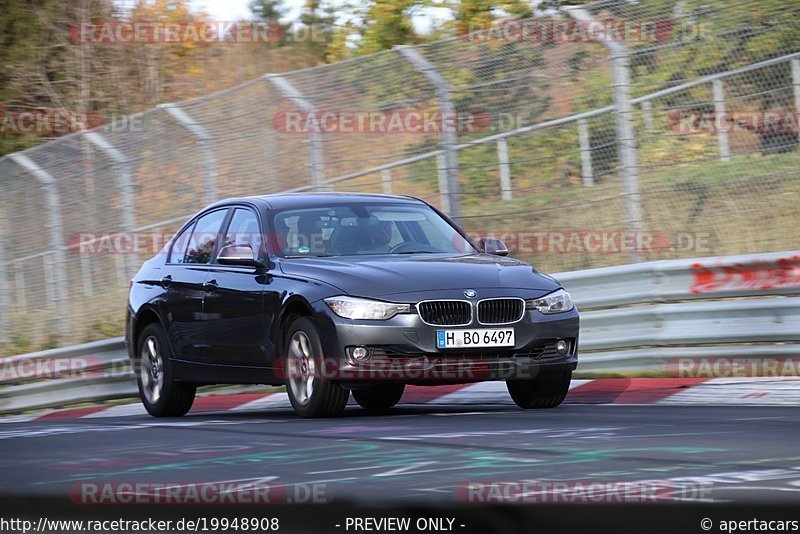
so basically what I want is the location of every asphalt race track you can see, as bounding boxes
[1,402,799,505]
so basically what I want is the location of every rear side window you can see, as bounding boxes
[168,222,195,264]
[184,209,229,264]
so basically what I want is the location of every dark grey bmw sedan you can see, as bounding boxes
[125,193,579,418]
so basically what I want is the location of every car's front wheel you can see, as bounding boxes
[506,370,572,409]
[284,317,349,418]
[136,323,196,417]
[352,383,405,412]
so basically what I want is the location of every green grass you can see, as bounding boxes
[644,150,800,187]
[458,149,800,273]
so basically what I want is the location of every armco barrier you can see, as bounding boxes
[1,251,798,413]
[558,250,800,308]
[0,337,132,413]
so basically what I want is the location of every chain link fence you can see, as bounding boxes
[1,0,799,350]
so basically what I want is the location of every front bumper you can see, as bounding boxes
[312,296,579,386]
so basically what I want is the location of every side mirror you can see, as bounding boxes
[479,237,509,256]
[217,243,265,268]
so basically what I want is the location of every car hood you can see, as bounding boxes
[278,253,560,299]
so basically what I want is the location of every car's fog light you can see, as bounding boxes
[556,339,568,355]
[351,346,371,362]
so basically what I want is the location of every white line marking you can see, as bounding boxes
[83,403,148,418]
[230,393,293,412]
[307,466,385,475]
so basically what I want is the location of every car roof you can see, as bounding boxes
[208,192,425,211]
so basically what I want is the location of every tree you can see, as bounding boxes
[442,0,533,36]
[296,0,337,61]
[358,0,420,54]
[129,0,209,105]
[249,0,285,21]
[0,0,118,154]
[250,0,294,48]
[325,23,355,63]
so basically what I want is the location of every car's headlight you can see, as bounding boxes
[324,296,410,320]
[525,289,574,314]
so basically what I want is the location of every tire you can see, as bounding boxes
[284,317,349,418]
[352,383,405,412]
[136,323,196,417]
[506,371,572,409]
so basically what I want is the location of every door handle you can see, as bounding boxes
[203,279,218,292]
[161,275,172,287]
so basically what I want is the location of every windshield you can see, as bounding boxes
[272,203,477,257]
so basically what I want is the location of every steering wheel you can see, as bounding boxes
[388,242,440,254]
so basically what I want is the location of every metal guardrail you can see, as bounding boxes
[558,250,800,309]
[565,250,800,374]
[0,337,132,413]
[1,250,798,413]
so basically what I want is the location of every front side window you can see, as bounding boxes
[222,208,263,256]
[183,209,228,264]
[272,203,476,257]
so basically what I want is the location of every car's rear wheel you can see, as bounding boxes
[506,371,572,409]
[284,317,349,418]
[136,323,196,417]
[352,383,405,412]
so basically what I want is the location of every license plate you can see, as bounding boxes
[436,328,515,349]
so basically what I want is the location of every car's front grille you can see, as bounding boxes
[477,298,525,324]
[417,300,472,326]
